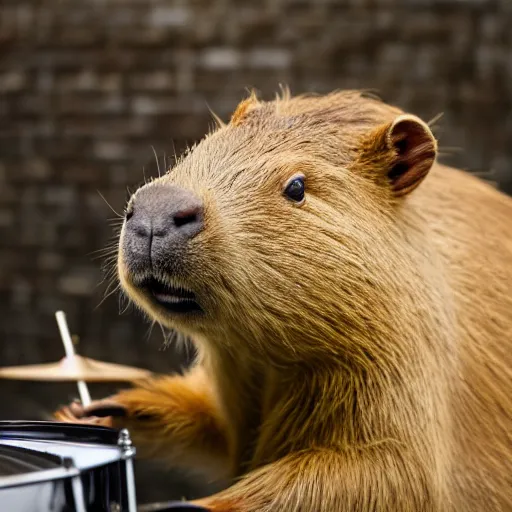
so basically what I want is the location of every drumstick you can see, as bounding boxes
[55,311,91,407]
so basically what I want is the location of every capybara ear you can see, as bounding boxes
[386,115,437,196]
[230,91,261,126]
[359,114,437,197]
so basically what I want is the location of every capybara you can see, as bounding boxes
[56,89,512,511]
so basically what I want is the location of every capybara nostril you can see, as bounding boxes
[173,206,202,229]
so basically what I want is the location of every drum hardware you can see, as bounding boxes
[118,429,137,512]
[0,312,210,511]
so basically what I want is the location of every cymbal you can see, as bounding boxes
[0,355,153,382]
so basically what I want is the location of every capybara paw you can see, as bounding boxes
[53,397,126,426]
[54,406,113,427]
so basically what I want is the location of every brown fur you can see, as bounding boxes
[55,89,512,511]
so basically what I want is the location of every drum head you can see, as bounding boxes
[0,443,61,477]
[0,420,119,445]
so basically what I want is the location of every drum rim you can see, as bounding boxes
[0,420,119,445]
[0,437,126,471]
[0,420,116,432]
[0,465,80,490]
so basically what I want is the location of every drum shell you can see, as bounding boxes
[80,456,131,511]
[0,421,135,512]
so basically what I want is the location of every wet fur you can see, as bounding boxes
[56,90,511,511]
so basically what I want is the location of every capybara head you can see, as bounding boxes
[118,90,438,365]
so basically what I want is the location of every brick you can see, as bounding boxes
[93,140,127,160]
[200,48,242,70]
[129,71,174,91]
[147,6,190,28]
[25,158,52,180]
[113,28,180,47]
[131,96,161,115]
[37,252,64,271]
[59,163,103,184]
[57,28,100,47]
[0,209,14,227]
[130,95,204,115]
[0,71,27,92]
[101,95,126,114]
[43,185,76,206]
[247,48,292,68]
[58,267,101,296]
[57,71,99,92]
[57,94,127,115]
[10,278,33,308]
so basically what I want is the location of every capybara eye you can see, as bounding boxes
[284,175,306,204]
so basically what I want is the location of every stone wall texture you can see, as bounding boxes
[1,0,511,504]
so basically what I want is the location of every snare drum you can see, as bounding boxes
[0,421,137,512]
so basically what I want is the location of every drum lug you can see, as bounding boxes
[118,429,138,512]
[118,428,136,459]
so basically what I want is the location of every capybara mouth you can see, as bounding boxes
[139,276,203,315]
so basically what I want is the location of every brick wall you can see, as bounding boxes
[1,0,511,504]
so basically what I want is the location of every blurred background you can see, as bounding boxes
[0,0,511,505]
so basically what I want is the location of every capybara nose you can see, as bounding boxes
[128,183,204,240]
[123,183,204,271]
